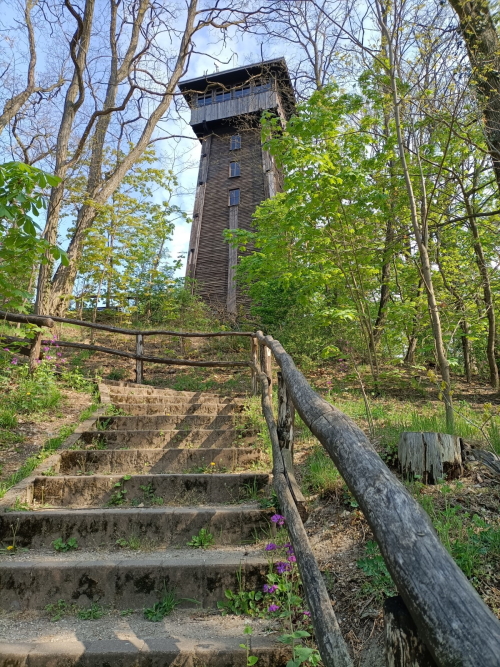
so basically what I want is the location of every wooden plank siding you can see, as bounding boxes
[192,128,267,310]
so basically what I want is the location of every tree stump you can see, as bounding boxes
[398,432,462,484]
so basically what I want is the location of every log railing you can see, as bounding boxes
[254,331,500,667]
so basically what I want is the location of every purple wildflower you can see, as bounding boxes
[11,358,18,365]
[287,554,297,563]
[263,584,278,594]
[3,348,10,352]
[270,514,285,526]
[268,604,280,612]
[276,561,291,575]
[265,543,278,551]
[303,611,311,617]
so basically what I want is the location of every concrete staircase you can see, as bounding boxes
[0,382,289,666]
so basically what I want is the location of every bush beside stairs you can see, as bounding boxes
[0,381,290,666]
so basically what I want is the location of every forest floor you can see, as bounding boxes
[0,319,499,663]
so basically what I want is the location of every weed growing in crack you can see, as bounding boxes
[144,590,180,621]
[77,603,105,620]
[107,475,131,506]
[116,535,142,550]
[139,482,163,506]
[52,537,79,552]
[45,599,71,622]
[239,625,259,666]
[6,497,30,512]
[187,528,215,549]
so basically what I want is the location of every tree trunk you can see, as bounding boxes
[34,0,96,315]
[399,432,463,484]
[448,0,500,194]
[464,197,499,389]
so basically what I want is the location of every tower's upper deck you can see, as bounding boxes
[178,58,295,137]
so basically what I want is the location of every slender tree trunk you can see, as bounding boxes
[460,316,472,383]
[464,196,499,388]
[378,3,454,429]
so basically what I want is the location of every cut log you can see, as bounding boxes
[399,432,462,484]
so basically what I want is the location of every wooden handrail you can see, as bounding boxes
[0,310,54,328]
[255,331,500,667]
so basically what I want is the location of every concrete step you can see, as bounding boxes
[79,429,249,449]
[0,549,266,612]
[0,505,269,548]
[59,448,262,474]
[0,611,289,666]
[30,473,270,507]
[109,402,243,416]
[93,414,237,430]
[109,391,245,406]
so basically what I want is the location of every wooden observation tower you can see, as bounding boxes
[179,58,295,315]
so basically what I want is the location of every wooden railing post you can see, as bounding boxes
[28,331,43,374]
[277,371,295,461]
[251,336,259,395]
[135,333,144,384]
[384,596,437,667]
[259,341,272,398]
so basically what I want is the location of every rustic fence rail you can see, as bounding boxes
[2,310,500,665]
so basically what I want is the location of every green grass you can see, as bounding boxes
[302,446,341,496]
[418,487,500,583]
[144,588,180,621]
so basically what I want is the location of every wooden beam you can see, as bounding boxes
[5,312,253,337]
[251,336,259,395]
[277,371,295,460]
[255,331,500,667]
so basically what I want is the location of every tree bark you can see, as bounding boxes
[399,432,463,484]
